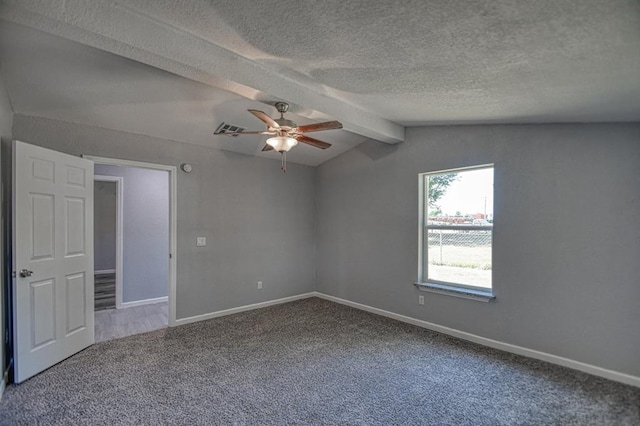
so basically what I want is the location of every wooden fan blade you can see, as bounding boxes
[296,135,332,149]
[214,130,273,136]
[261,144,274,152]
[296,120,343,133]
[248,110,280,128]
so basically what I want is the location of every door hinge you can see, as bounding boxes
[169,253,172,259]
[11,271,16,278]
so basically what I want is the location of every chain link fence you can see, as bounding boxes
[426,228,492,288]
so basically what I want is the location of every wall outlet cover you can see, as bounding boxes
[196,237,206,247]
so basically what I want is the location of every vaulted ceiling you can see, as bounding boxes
[1,0,639,165]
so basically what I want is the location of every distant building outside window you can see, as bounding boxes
[419,165,494,294]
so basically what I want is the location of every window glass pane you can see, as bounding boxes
[422,166,493,289]
[427,229,492,288]
[426,168,493,219]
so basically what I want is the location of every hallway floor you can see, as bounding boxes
[95,301,168,343]
[94,272,116,311]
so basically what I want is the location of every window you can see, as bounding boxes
[418,165,494,297]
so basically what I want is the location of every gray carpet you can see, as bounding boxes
[1,298,638,425]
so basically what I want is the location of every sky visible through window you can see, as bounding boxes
[434,168,493,217]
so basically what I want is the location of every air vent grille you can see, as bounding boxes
[214,122,245,136]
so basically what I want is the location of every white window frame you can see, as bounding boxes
[416,164,495,301]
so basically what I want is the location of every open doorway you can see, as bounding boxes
[89,157,177,341]
[94,176,121,312]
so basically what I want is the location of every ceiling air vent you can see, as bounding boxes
[214,122,245,136]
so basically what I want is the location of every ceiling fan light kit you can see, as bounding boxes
[266,136,298,152]
[214,102,343,173]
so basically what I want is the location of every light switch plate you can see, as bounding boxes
[196,237,206,247]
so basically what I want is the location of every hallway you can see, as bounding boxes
[94,302,168,342]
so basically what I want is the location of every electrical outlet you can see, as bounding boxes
[196,237,206,247]
[257,281,263,289]
[418,295,424,305]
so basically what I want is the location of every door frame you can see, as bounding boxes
[93,175,124,309]
[85,156,177,327]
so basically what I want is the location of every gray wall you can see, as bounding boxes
[93,181,117,272]
[316,123,640,378]
[12,114,317,319]
[94,165,169,303]
[0,73,13,379]
[12,113,639,379]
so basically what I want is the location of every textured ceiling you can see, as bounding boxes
[114,0,640,124]
[0,22,366,166]
[0,0,639,165]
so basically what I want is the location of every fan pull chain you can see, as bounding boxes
[280,151,287,174]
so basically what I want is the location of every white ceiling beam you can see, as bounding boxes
[0,0,404,144]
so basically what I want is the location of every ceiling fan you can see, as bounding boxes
[214,102,343,172]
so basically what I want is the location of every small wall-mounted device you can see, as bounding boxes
[181,163,193,173]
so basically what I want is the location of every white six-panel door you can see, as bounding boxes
[13,140,94,383]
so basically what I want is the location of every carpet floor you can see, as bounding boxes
[1,298,638,425]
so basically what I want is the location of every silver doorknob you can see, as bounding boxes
[19,269,33,278]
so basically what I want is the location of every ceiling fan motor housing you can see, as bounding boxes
[275,117,297,130]
[274,102,296,130]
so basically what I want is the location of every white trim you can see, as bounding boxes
[93,175,124,309]
[418,163,494,287]
[161,290,640,387]
[0,369,6,401]
[120,296,168,309]
[314,292,640,388]
[414,282,494,302]
[417,172,426,283]
[175,293,316,326]
[87,156,175,172]
[86,156,177,326]
[94,269,116,275]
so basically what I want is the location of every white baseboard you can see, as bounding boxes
[167,290,639,388]
[314,292,640,388]
[95,269,116,275]
[120,296,168,309]
[175,292,316,326]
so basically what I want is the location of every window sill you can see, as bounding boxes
[414,282,495,302]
